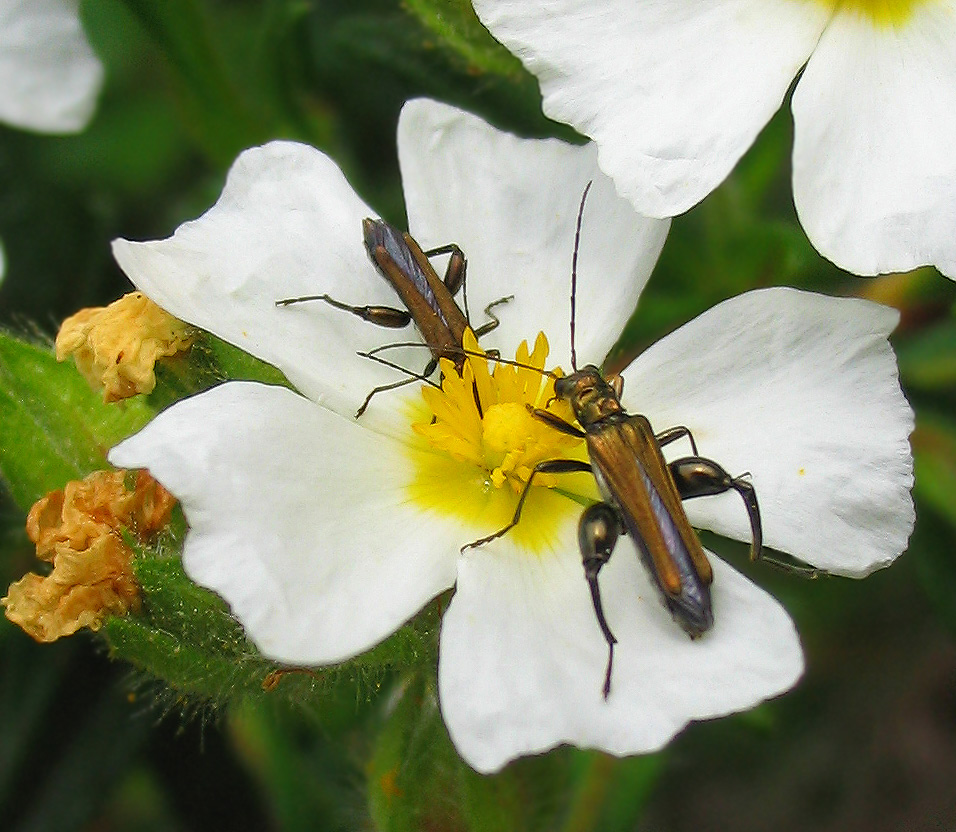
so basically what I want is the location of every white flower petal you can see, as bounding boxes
[112,141,427,424]
[440,533,802,774]
[622,288,914,576]
[473,0,827,217]
[397,99,669,366]
[109,381,460,664]
[0,0,103,133]
[792,6,956,278]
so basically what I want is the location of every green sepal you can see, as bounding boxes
[144,332,292,412]
[103,541,291,705]
[198,333,292,388]
[0,332,154,511]
[103,533,442,710]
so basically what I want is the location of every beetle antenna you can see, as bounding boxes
[359,342,558,379]
[570,181,592,372]
[351,351,443,418]
[355,350,441,388]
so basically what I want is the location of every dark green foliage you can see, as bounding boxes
[0,332,153,510]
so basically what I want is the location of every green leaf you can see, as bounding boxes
[0,622,69,815]
[367,673,458,832]
[403,0,526,79]
[458,762,524,832]
[0,333,153,511]
[227,701,369,832]
[303,5,574,191]
[7,679,152,832]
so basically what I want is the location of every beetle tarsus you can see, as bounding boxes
[730,474,763,562]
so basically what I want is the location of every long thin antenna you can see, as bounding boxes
[359,342,558,379]
[570,181,592,372]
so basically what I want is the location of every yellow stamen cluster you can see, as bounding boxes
[2,470,176,641]
[56,292,194,402]
[408,330,596,552]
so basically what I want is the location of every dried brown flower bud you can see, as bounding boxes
[2,470,176,641]
[56,292,194,402]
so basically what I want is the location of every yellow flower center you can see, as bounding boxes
[405,330,597,553]
[820,0,930,26]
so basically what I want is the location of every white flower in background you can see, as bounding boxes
[0,0,103,133]
[107,99,914,773]
[472,0,956,280]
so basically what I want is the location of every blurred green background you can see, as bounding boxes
[2,1,955,830]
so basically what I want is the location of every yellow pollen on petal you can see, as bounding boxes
[406,329,597,554]
[816,0,931,26]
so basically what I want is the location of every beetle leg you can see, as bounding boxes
[353,357,440,419]
[668,457,829,578]
[422,244,513,338]
[756,553,827,579]
[473,295,515,337]
[579,502,621,699]
[529,408,587,438]
[462,458,592,551]
[276,293,413,328]
[655,425,699,456]
[423,242,469,322]
[423,242,467,296]
[668,457,762,562]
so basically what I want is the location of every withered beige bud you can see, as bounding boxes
[2,470,176,642]
[56,292,194,402]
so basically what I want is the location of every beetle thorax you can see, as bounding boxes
[555,366,625,427]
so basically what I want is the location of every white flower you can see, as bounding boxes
[0,0,103,133]
[107,99,914,773]
[471,0,956,280]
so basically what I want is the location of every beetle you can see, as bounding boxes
[463,185,763,698]
[278,219,510,416]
